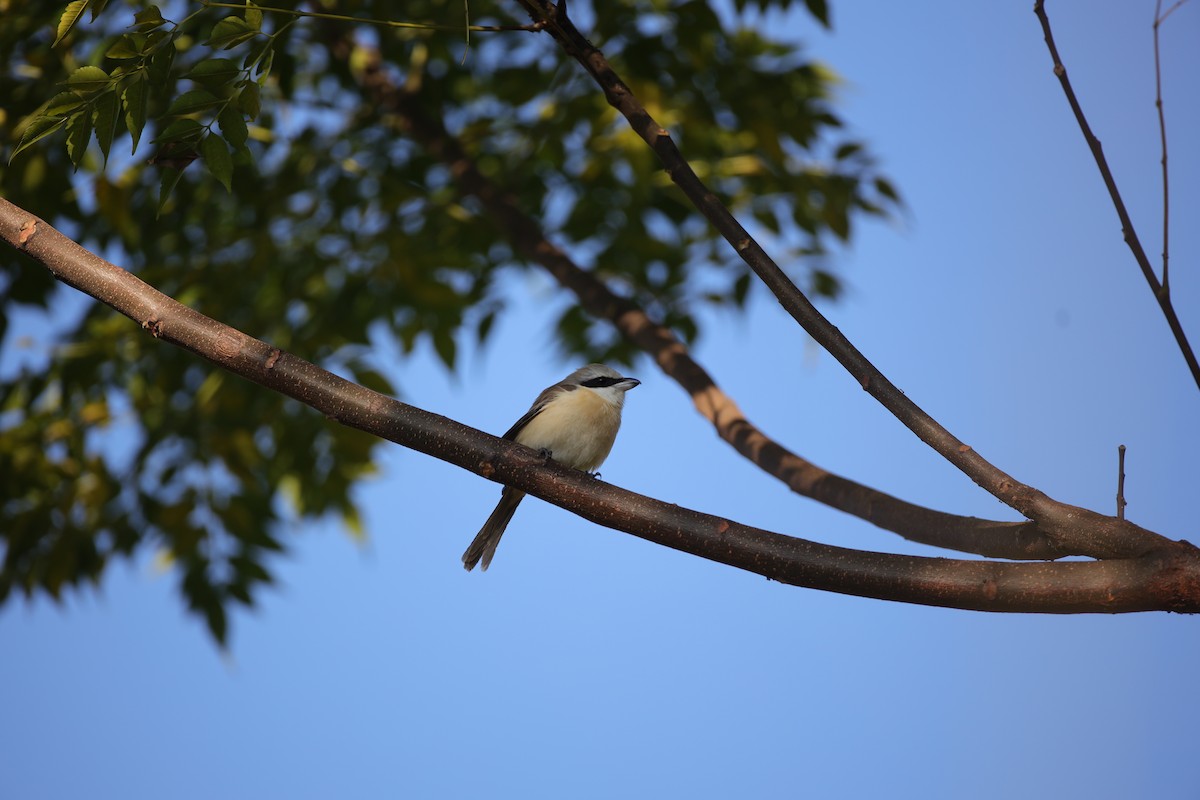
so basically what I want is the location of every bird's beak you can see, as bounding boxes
[621,377,641,390]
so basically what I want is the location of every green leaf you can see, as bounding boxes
[93,90,120,162]
[732,272,752,307]
[476,310,497,343]
[244,2,263,30]
[203,598,228,646]
[834,142,862,160]
[431,328,457,369]
[804,0,831,28]
[811,269,841,299]
[217,105,248,151]
[253,47,274,83]
[201,133,233,191]
[186,58,243,87]
[65,65,111,96]
[157,166,185,216]
[11,115,69,162]
[121,77,148,152]
[66,110,93,168]
[105,34,145,60]
[874,177,900,203]
[341,505,365,543]
[45,91,87,116]
[132,5,165,31]
[147,41,175,86]
[237,81,260,119]
[54,0,90,47]
[230,554,273,585]
[207,16,258,50]
[165,89,222,116]
[155,117,203,142]
[89,0,111,21]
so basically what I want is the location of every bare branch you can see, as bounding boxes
[1154,0,1170,292]
[509,0,1175,559]
[1034,0,1200,391]
[1157,0,1192,25]
[3,196,1199,613]
[1117,445,1128,521]
[325,38,1087,561]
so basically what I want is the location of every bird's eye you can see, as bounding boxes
[582,377,620,388]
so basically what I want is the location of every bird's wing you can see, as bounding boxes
[501,383,577,441]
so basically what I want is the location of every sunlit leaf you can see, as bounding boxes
[106,34,145,60]
[244,2,263,31]
[132,5,165,31]
[54,0,90,47]
[11,115,69,161]
[207,16,258,50]
[65,66,111,95]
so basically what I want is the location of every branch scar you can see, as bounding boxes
[17,218,38,248]
[215,332,241,360]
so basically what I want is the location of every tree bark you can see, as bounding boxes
[4,196,1198,615]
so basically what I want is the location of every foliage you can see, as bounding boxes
[0,0,897,641]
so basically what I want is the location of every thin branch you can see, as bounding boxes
[1117,445,1128,521]
[3,196,1198,614]
[1152,0,1190,288]
[1157,0,1192,25]
[1034,0,1200,391]
[200,1,544,34]
[510,0,1174,559]
[1154,0,1170,293]
[341,42,1082,561]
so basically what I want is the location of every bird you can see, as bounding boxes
[462,364,641,571]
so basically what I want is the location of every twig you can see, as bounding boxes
[1034,0,1200,392]
[1152,0,1191,290]
[512,0,1172,559]
[1117,444,1128,520]
[200,1,543,33]
[2,196,1199,613]
[1153,0,1170,293]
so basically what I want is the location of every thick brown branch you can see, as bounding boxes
[4,196,1199,613]
[509,0,1175,559]
[1034,0,1200,391]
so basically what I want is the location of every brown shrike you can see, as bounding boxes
[462,364,640,571]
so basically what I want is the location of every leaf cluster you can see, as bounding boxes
[0,0,896,641]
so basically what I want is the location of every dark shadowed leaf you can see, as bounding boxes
[121,77,148,152]
[201,133,233,191]
[93,90,120,162]
[165,89,222,116]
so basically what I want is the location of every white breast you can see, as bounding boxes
[514,388,624,472]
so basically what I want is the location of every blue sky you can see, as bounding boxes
[3,2,1198,798]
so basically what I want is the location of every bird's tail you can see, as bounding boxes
[462,488,526,571]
